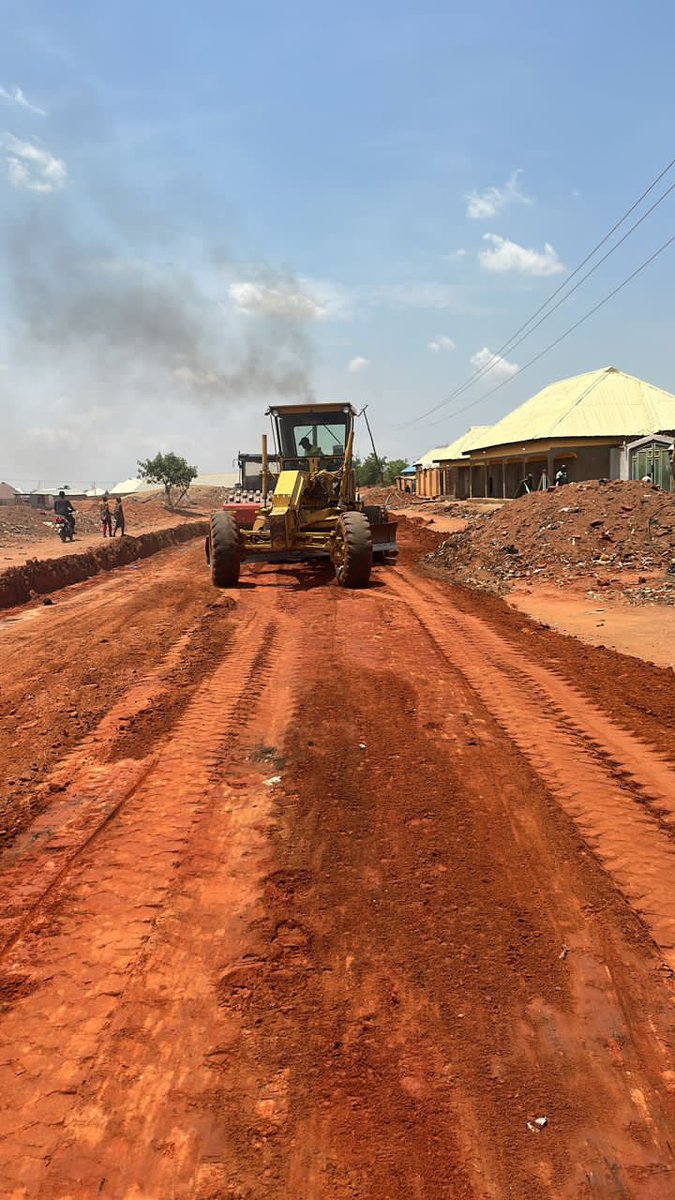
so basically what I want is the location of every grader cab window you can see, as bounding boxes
[275,410,350,466]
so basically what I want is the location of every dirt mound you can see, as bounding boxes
[361,486,498,519]
[361,485,418,509]
[0,521,208,609]
[428,480,675,593]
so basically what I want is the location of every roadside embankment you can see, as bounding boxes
[0,520,208,609]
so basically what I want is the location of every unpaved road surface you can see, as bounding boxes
[0,522,674,1198]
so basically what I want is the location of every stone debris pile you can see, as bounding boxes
[427,480,675,598]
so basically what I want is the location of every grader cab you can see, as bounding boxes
[206,402,397,588]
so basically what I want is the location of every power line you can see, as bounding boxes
[419,230,675,432]
[414,177,675,427]
[405,153,675,429]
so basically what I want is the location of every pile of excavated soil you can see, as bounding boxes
[427,480,675,595]
[361,486,498,519]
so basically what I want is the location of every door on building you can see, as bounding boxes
[630,444,672,491]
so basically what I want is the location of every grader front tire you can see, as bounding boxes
[210,512,241,587]
[334,511,372,588]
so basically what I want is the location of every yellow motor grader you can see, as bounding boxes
[206,402,397,588]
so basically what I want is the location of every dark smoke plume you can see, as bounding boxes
[3,190,315,412]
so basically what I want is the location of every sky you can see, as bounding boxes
[2,0,675,488]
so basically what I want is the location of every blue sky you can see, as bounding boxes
[2,0,675,486]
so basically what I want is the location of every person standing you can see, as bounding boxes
[100,497,113,538]
[113,497,125,537]
[555,464,569,486]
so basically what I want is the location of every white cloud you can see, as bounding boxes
[3,133,66,192]
[470,346,519,380]
[0,85,46,117]
[428,335,456,353]
[348,356,370,373]
[478,233,565,276]
[466,170,532,220]
[228,280,327,321]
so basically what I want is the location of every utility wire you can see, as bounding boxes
[411,176,675,428]
[404,153,675,429]
[419,230,675,432]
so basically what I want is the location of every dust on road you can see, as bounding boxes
[0,523,673,1197]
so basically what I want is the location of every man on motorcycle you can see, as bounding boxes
[54,490,76,538]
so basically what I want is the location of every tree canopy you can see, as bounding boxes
[353,454,409,487]
[137,452,198,509]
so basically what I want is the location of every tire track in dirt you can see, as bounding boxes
[0,549,674,1197]
[388,566,675,969]
[0,584,298,1197]
[0,596,236,951]
[0,576,309,1199]
[193,577,675,1197]
[0,540,222,850]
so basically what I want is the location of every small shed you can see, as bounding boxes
[395,466,417,494]
[626,434,673,490]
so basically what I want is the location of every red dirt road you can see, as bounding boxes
[0,524,674,1198]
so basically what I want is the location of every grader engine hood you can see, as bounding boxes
[268,469,306,550]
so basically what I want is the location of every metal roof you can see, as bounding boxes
[110,478,154,495]
[267,402,357,415]
[465,367,675,452]
[434,426,493,463]
[192,472,239,488]
[415,446,448,468]
[111,472,240,495]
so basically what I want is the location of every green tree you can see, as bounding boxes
[354,452,386,486]
[353,454,410,488]
[137,452,198,509]
[382,458,409,485]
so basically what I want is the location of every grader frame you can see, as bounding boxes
[206,402,397,588]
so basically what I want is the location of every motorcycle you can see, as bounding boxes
[54,514,75,543]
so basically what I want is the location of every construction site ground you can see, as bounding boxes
[387,483,675,669]
[0,491,222,571]
[0,516,674,1198]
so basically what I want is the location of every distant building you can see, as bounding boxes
[414,447,448,498]
[111,471,239,496]
[422,428,492,499]
[27,489,88,509]
[419,367,675,499]
[0,481,24,505]
[395,465,417,493]
[191,472,240,490]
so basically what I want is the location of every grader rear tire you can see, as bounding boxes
[210,512,241,587]
[334,511,372,588]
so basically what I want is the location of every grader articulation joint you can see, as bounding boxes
[206,402,397,589]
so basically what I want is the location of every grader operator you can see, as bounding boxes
[206,402,397,588]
